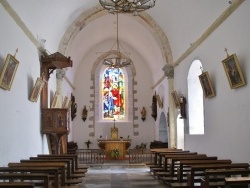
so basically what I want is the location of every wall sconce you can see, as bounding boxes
[82,105,88,122]
[141,107,146,121]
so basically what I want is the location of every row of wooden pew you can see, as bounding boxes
[148,148,250,188]
[0,154,89,188]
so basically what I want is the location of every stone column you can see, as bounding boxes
[56,69,66,108]
[162,64,176,148]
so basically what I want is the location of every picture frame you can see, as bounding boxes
[199,71,216,98]
[0,54,20,90]
[62,96,68,108]
[171,91,180,108]
[222,54,246,89]
[51,91,60,108]
[156,94,163,108]
[30,77,45,102]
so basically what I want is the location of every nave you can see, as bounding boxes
[78,161,165,188]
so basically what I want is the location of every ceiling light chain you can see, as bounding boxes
[102,13,132,68]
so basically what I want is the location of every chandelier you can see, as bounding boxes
[102,13,132,68]
[99,0,156,16]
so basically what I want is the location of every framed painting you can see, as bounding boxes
[171,90,180,108]
[222,54,246,89]
[0,54,20,90]
[62,96,68,108]
[51,91,60,108]
[199,71,216,98]
[30,77,45,102]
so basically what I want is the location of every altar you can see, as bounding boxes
[97,139,131,160]
[98,119,131,159]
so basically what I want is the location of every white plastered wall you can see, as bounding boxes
[0,5,50,166]
[174,1,250,163]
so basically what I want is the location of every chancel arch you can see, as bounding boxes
[159,112,168,143]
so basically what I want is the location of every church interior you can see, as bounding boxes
[1,0,250,187]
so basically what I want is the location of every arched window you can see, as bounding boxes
[187,60,204,134]
[102,67,125,120]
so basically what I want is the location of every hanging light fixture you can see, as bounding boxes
[99,0,156,16]
[103,13,132,68]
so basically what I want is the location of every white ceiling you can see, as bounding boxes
[7,0,232,80]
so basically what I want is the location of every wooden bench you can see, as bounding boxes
[158,155,218,182]
[177,159,232,182]
[167,163,249,187]
[200,168,250,188]
[22,158,84,179]
[37,154,89,172]
[150,148,184,167]
[225,176,250,188]
[149,151,195,173]
[19,159,83,185]
[164,154,209,175]
[0,182,34,187]
[30,156,86,177]
[185,163,250,188]
[0,166,60,188]
[8,162,67,186]
[0,173,51,188]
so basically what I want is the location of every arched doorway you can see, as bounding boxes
[159,112,168,143]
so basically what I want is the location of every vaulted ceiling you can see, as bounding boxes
[5,0,233,82]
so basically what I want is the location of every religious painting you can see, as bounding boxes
[0,54,20,90]
[62,96,68,108]
[199,71,216,98]
[51,91,60,108]
[171,90,180,108]
[222,54,246,89]
[102,67,125,120]
[30,77,45,102]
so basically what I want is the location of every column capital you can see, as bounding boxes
[162,64,174,79]
[56,69,66,79]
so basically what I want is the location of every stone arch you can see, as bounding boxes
[58,4,173,66]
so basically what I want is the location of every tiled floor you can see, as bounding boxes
[78,160,166,188]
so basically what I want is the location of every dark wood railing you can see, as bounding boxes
[77,149,105,164]
[128,149,154,164]
[76,149,154,164]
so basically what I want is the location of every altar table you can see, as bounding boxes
[98,139,131,160]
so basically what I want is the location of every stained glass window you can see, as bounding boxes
[102,67,125,120]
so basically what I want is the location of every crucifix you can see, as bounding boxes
[224,48,229,57]
[111,118,118,139]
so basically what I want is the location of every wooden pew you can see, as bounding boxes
[21,158,84,181]
[149,150,193,173]
[200,168,250,188]
[0,173,51,188]
[158,155,217,182]
[168,163,249,188]
[0,166,60,188]
[150,148,184,167]
[29,156,86,177]
[8,162,67,186]
[225,176,250,188]
[0,182,34,187]
[177,159,232,182]
[186,163,250,188]
[37,154,88,173]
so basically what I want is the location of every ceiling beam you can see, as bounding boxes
[173,0,245,67]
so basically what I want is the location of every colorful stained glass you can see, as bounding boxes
[102,67,125,120]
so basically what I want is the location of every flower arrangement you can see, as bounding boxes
[110,148,119,158]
